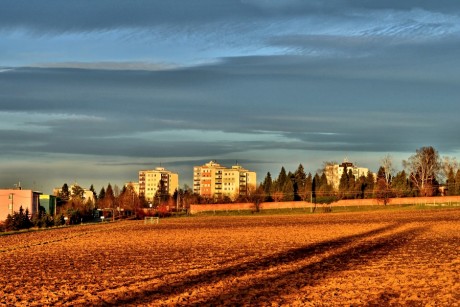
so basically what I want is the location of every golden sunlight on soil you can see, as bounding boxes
[1,209,459,306]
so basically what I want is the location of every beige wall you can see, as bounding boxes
[0,189,40,221]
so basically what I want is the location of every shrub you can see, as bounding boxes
[54,214,65,226]
[3,206,32,231]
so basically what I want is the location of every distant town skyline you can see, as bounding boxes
[1,1,460,193]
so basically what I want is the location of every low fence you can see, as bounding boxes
[189,196,460,214]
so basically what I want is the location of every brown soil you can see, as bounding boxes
[1,209,459,306]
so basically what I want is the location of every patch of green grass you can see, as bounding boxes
[190,203,460,216]
[192,207,314,217]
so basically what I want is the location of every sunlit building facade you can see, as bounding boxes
[138,167,179,202]
[193,161,257,200]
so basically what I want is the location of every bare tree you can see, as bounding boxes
[381,154,395,187]
[403,146,441,196]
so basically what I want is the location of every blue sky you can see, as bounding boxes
[1,1,460,193]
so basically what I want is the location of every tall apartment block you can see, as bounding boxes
[193,161,257,200]
[325,159,372,190]
[138,167,179,201]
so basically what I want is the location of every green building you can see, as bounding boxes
[39,195,57,215]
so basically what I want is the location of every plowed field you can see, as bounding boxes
[1,209,459,306]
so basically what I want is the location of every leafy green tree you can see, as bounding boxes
[71,184,85,200]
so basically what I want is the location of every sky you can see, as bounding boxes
[1,1,460,194]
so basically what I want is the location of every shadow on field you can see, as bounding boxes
[104,223,424,306]
[202,225,425,305]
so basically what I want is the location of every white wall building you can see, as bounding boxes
[325,159,372,190]
[138,167,179,202]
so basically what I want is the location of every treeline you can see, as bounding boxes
[56,183,142,222]
[10,146,456,226]
[257,164,376,203]
[257,146,460,204]
[1,206,66,232]
[54,181,202,221]
[36,146,460,219]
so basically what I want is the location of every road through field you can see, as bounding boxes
[1,209,459,306]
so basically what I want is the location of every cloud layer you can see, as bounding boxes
[1,1,459,192]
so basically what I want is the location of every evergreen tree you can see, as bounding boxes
[89,184,98,202]
[105,184,115,208]
[312,173,320,202]
[347,169,358,199]
[59,183,70,202]
[276,167,288,191]
[303,173,313,202]
[282,178,295,201]
[364,172,375,198]
[391,170,412,197]
[446,169,456,196]
[262,172,273,202]
[154,179,169,205]
[356,175,367,199]
[338,167,349,199]
[455,170,460,196]
[98,187,106,200]
[294,164,307,201]
[97,187,106,209]
[319,173,329,191]
[318,173,334,202]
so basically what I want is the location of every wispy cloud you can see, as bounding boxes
[31,61,178,71]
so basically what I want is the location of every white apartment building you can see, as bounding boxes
[325,159,372,190]
[53,183,95,203]
[193,161,257,200]
[138,167,179,201]
[124,181,140,195]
